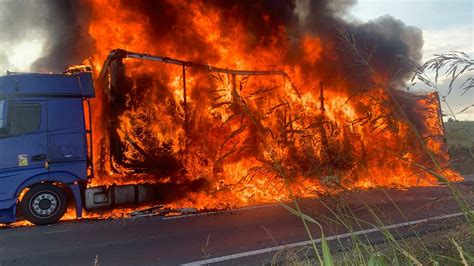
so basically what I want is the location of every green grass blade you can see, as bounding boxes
[368,253,388,266]
[320,233,334,266]
[281,203,320,225]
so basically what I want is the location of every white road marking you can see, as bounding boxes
[162,203,280,220]
[43,229,72,234]
[182,211,468,265]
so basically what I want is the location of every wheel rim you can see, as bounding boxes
[29,191,61,219]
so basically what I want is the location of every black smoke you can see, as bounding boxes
[31,0,94,72]
[1,0,423,82]
[293,0,423,89]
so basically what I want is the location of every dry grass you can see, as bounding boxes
[445,121,474,149]
[330,223,474,265]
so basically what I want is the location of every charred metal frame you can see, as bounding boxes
[99,49,299,171]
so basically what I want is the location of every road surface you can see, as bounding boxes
[0,179,472,265]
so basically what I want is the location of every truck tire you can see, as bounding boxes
[20,183,68,225]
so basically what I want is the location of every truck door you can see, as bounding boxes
[0,100,49,177]
[46,98,88,178]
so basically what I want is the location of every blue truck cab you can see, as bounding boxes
[0,71,94,225]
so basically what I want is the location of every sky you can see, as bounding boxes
[0,0,472,120]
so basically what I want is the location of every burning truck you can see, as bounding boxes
[0,48,459,225]
[0,1,463,225]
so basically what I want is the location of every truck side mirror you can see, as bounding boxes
[0,100,8,132]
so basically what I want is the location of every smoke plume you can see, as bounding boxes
[1,0,423,84]
[0,0,92,74]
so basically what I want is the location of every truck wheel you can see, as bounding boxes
[20,183,67,225]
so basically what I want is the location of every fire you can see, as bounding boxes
[81,0,461,213]
[301,35,323,64]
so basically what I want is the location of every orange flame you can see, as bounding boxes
[81,0,462,214]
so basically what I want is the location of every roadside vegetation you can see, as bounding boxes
[272,223,473,265]
[269,38,473,265]
[445,121,474,175]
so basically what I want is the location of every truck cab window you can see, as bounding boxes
[5,104,41,136]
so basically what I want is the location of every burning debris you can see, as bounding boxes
[129,205,197,218]
[13,0,462,214]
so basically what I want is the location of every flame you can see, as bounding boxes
[80,0,462,215]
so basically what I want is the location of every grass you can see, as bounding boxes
[332,223,474,265]
[445,121,474,149]
[445,121,474,175]
[275,224,474,265]
[274,190,473,266]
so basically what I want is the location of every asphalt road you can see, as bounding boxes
[0,179,472,266]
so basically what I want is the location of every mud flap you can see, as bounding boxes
[68,183,83,219]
